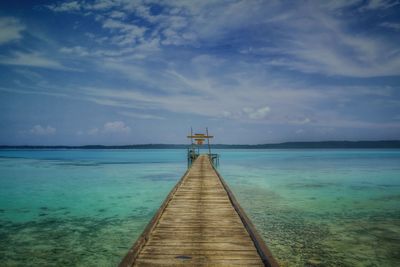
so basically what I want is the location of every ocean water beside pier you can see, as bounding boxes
[0,149,399,266]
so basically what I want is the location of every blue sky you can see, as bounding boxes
[0,0,400,145]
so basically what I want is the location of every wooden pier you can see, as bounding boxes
[120,155,278,266]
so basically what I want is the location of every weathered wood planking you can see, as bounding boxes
[120,155,279,267]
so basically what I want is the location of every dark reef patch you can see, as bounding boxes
[232,184,400,266]
[286,182,336,189]
[140,173,177,182]
[372,194,400,201]
[0,212,152,266]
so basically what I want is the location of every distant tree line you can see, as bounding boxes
[1,140,400,149]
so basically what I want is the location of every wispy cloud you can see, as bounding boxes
[103,121,131,134]
[242,106,271,120]
[54,1,400,78]
[46,1,81,12]
[259,6,400,77]
[360,0,399,10]
[0,51,72,70]
[87,128,99,136]
[0,17,25,44]
[380,22,400,31]
[119,111,164,120]
[101,18,147,46]
[29,125,56,135]
[79,121,131,136]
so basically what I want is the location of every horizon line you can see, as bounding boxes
[1,140,400,148]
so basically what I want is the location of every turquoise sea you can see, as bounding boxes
[0,149,399,266]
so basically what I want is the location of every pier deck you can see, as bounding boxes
[120,155,278,266]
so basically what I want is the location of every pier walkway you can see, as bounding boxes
[120,155,278,266]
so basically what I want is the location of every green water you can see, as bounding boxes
[0,149,185,266]
[0,149,399,266]
[219,149,400,266]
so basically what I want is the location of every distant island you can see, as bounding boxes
[1,140,400,149]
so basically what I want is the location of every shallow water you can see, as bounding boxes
[218,149,400,266]
[0,149,399,266]
[0,149,186,266]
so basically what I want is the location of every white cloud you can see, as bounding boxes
[119,111,164,120]
[29,125,56,135]
[60,46,89,56]
[80,122,131,136]
[360,0,399,10]
[76,80,400,130]
[0,17,25,44]
[14,69,43,80]
[87,128,99,135]
[102,18,146,46]
[103,121,131,134]
[89,0,116,10]
[380,22,400,31]
[261,7,400,77]
[221,111,232,118]
[102,18,141,33]
[44,1,400,77]
[320,0,363,10]
[289,117,311,125]
[46,1,81,12]
[110,11,126,19]
[243,106,271,120]
[0,52,69,70]
[48,0,118,12]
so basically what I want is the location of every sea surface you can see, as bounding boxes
[0,149,399,266]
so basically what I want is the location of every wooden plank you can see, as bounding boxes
[139,250,261,257]
[119,155,278,267]
[142,243,257,251]
[138,253,261,260]
[134,258,264,267]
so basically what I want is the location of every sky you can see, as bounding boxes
[0,0,400,145]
